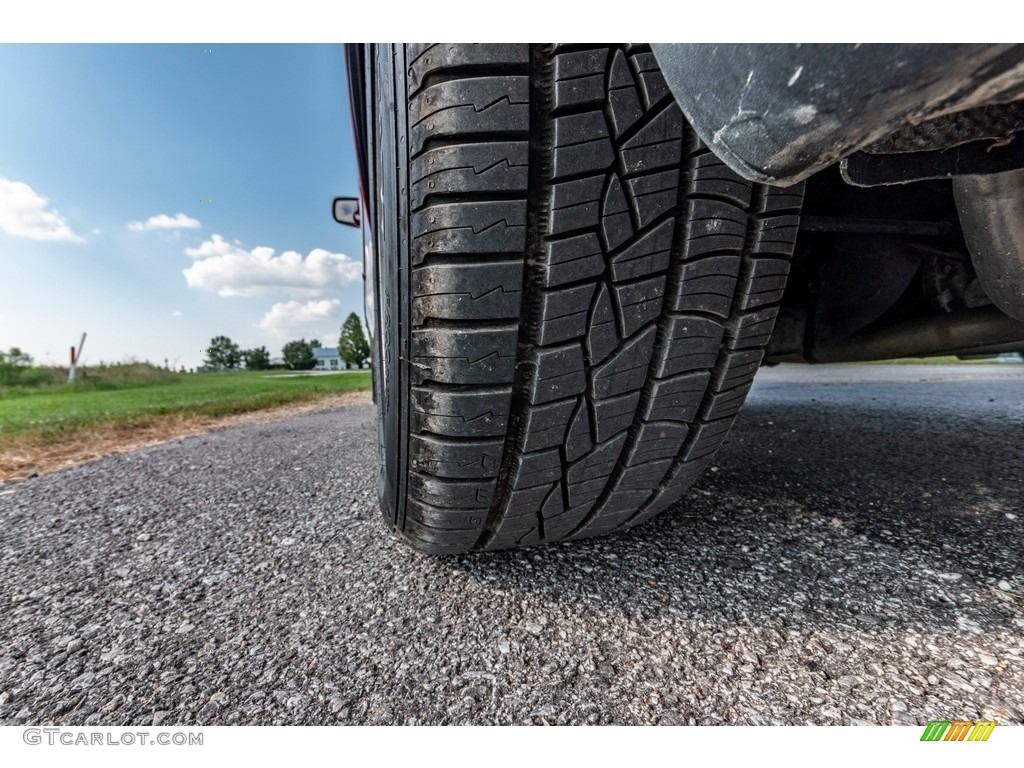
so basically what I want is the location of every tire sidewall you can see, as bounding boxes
[370,44,407,532]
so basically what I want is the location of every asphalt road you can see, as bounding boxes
[1,364,1022,725]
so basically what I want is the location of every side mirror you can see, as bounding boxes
[333,197,360,228]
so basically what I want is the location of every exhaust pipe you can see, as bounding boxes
[811,306,1024,363]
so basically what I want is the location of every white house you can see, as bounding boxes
[312,346,342,370]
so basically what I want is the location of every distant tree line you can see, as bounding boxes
[202,313,370,372]
[1,314,372,384]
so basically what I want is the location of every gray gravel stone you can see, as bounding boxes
[1,366,1022,725]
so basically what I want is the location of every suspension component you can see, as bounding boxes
[953,169,1024,321]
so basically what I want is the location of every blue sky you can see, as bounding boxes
[0,44,363,369]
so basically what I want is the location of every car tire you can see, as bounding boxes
[366,43,804,554]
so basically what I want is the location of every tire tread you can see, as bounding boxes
[385,44,803,553]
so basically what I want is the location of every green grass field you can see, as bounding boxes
[0,369,371,447]
[866,355,1021,364]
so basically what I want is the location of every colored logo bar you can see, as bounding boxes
[921,720,997,741]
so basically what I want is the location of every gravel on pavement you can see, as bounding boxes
[1,364,1022,725]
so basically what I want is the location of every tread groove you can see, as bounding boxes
[476,44,556,551]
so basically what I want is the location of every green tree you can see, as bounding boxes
[205,335,241,370]
[2,347,33,367]
[310,339,322,349]
[242,346,271,370]
[282,339,316,370]
[0,346,34,386]
[338,313,370,369]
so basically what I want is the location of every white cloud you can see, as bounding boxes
[128,213,201,232]
[91,228,102,235]
[259,299,341,334]
[0,178,85,242]
[183,234,362,297]
[171,310,183,317]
